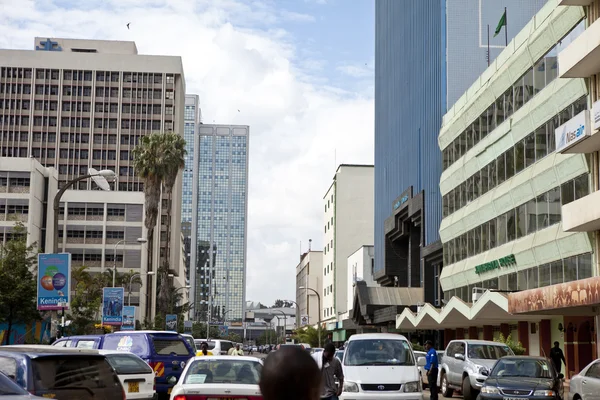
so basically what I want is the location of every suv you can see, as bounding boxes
[206,339,234,355]
[439,340,513,400]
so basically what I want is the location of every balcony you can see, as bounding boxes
[562,190,600,232]
[559,18,600,78]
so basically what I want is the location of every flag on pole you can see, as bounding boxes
[494,9,507,37]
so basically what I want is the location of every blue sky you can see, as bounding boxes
[1,0,375,305]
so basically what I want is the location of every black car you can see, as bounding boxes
[479,356,564,400]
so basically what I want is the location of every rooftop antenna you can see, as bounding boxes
[308,239,312,252]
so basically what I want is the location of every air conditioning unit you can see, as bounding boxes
[472,287,486,302]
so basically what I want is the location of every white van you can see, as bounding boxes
[341,333,423,400]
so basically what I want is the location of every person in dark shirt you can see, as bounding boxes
[549,341,566,374]
[425,340,439,400]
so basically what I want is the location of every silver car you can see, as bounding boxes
[569,359,600,400]
[0,372,45,399]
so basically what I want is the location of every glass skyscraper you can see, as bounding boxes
[191,124,249,324]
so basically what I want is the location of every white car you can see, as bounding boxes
[169,356,263,400]
[98,350,156,400]
[569,358,600,400]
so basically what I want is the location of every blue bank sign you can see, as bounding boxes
[37,253,71,311]
[393,195,409,210]
[555,110,590,153]
[102,287,124,325]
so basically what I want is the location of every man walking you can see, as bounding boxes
[550,341,566,374]
[312,343,344,400]
[425,340,439,400]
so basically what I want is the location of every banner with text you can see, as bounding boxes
[121,306,136,331]
[37,253,71,311]
[102,287,124,325]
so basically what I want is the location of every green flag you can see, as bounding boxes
[494,10,506,37]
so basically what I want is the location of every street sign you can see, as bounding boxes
[102,287,124,325]
[301,314,309,326]
[37,253,71,311]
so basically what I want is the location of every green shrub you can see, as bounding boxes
[494,333,526,355]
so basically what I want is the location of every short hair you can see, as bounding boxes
[260,346,321,400]
[425,340,434,346]
[554,341,559,346]
[324,343,336,353]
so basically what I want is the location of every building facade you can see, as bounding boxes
[296,250,323,327]
[191,124,249,324]
[322,165,374,329]
[374,0,546,301]
[398,0,599,376]
[345,245,376,317]
[0,37,187,320]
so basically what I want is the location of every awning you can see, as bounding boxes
[396,290,556,330]
[352,281,424,325]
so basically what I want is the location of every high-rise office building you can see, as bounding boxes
[374,1,546,304]
[191,124,249,324]
[0,37,186,320]
[182,95,201,284]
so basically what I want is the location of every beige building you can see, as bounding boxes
[0,37,186,320]
[296,250,323,327]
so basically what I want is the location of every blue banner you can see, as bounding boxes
[37,253,71,311]
[165,314,177,331]
[218,325,228,337]
[102,287,124,325]
[122,306,136,331]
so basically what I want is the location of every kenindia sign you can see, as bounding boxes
[475,254,517,275]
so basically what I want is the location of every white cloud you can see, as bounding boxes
[337,63,372,78]
[1,0,374,306]
[280,10,316,23]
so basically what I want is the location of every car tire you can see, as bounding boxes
[441,373,454,398]
[462,376,477,400]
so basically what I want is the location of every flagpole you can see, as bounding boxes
[487,24,490,66]
[504,7,508,47]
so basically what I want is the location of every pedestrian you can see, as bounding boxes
[232,344,244,356]
[550,341,566,374]
[196,342,213,356]
[259,345,321,400]
[425,340,439,400]
[312,343,344,400]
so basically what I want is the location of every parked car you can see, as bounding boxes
[169,356,263,399]
[335,350,344,361]
[312,347,324,354]
[99,350,156,400]
[0,371,46,399]
[181,334,196,353]
[102,331,195,399]
[438,340,513,400]
[342,333,422,399]
[206,339,234,356]
[480,356,563,400]
[0,345,124,400]
[51,334,104,349]
[569,358,600,400]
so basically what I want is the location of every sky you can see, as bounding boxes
[0,0,375,307]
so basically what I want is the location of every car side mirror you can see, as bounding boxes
[417,357,427,367]
[455,353,465,361]
[481,369,489,376]
[558,373,564,380]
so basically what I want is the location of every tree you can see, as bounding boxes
[495,333,526,355]
[191,322,220,339]
[225,332,241,343]
[132,132,186,320]
[292,326,327,348]
[272,299,294,308]
[256,329,277,345]
[0,223,40,344]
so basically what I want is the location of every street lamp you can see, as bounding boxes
[271,309,287,344]
[221,309,233,324]
[128,271,155,306]
[285,300,300,329]
[53,170,116,253]
[299,286,321,348]
[113,238,148,287]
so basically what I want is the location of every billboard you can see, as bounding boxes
[102,287,124,325]
[555,110,591,153]
[37,253,71,311]
[218,325,229,337]
[165,314,177,331]
[121,306,135,331]
[300,314,309,326]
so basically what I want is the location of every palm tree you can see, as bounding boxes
[132,132,186,320]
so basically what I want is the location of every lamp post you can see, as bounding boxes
[113,238,148,287]
[272,309,287,344]
[299,286,321,348]
[221,309,233,325]
[285,300,300,329]
[53,170,115,254]
[128,271,155,306]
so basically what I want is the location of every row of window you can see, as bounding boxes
[0,205,29,214]
[442,34,578,171]
[71,253,124,262]
[444,253,592,303]
[58,206,125,217]
[323,239,334,255]
[0,82,175,100]
[32,70,172,84]
[59,230,125,239]
[442,174,589,266]
[0,99,30,110]
[0,177,30,186]
[442,97,586,218]
[324,306,335,319]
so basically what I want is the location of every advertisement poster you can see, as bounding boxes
[102,287,124,325]
[218,325,228,337]
[300,314,309,326]
[121,306,136,331]
[165,314,177,331]
[37,253,71,311]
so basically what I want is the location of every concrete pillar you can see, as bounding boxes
[468,327,477,339]
[500,323,509,338]
[518,321,530,355]
[539,319,551,357]
[483,325,493,341]
[456,328,465,339]
[444,329,455,347]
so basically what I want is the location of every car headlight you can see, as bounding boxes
[481,386,500,394]
[478,367,489,375]
[343,381,359,393]
[402,381,421,392]
[533,390,555,397]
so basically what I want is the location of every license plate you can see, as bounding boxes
[504,397,524,400]
[128,382,139,393]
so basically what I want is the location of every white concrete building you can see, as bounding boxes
[296,250,323,327]
[322,164,374,323]
[344,245,377,319]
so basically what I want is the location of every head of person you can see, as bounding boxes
[259,346,321,400]
[323,343,336,362]
[236,344,241,350]
[201,342,209,354]
[425,340,433,351]
[554,341,560,348]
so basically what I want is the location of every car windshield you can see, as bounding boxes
[344,339,415,366]
[491,358,554,378]
[151,337,191,356]
[105,354,153,375]
[0,372,28,395]
[184,359,262,384]
[468,344,512,359]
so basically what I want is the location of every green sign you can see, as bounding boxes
[475,254,517,275]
